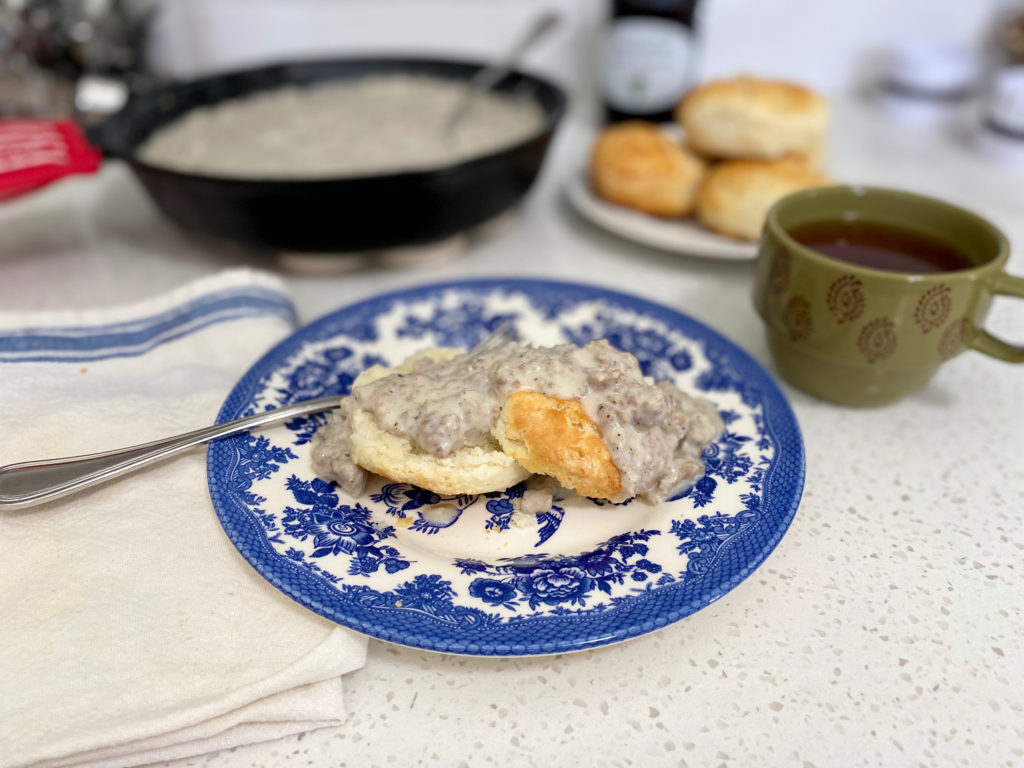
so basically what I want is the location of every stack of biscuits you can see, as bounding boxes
[590,75,831,241]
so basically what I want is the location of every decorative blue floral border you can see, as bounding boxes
[207,279,804,656]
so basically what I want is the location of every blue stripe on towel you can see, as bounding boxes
[0,287,296,363]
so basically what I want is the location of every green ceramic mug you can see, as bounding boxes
[753,185,1023,406]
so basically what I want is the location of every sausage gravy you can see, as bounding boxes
[312,340,722,504]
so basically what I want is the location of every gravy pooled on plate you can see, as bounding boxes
[312,340,722,504]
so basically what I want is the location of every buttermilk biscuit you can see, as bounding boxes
[493,391,623,501]
[696,159,829,241]
[677,75,829,162]
[590,120,706,217]
[336,348,531,496]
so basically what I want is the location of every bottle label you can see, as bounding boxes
[604,17,693,114]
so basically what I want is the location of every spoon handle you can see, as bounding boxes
[0,395,340,510]
[443,10,561,136]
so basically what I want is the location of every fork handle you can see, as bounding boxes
[0,395,340,510]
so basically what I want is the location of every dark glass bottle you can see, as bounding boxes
[603,0,702,123]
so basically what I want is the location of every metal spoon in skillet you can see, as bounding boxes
[441,10,560,137]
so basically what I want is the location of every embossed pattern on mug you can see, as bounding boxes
[938,316,969,360]
[770,249,790,294]
[914,284,952,334]
[783,296,812,342]
[857,317,898,363]
[825,274,865,324]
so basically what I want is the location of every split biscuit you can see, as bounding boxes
[493,391,623,501]
[344,348,531,496]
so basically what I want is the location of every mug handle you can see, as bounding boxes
[970,272,1024,362]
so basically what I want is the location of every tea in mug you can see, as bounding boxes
[788,220,974,274]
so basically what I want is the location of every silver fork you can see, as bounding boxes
[0,322,517,510]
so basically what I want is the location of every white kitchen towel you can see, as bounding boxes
[0,269,368,768]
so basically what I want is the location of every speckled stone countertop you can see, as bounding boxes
[2,90,1021,766]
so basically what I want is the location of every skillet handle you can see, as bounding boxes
[82,115,123,159]
[76,75,133,158]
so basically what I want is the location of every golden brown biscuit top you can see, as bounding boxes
[679,75,829,121]
[590,120,703,177]
[497,392,623,502]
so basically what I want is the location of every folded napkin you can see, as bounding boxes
[0,269,367,768]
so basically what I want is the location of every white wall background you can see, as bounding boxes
[700,0,1009,87]
[146,0,1013,99]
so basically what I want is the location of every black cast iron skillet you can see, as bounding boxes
[88,57,567,253]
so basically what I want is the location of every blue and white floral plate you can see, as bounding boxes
[208,279,804,656]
